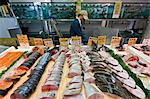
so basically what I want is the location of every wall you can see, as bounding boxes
[10,0,149,38]
[0,18,20,38]
[11,0,149,3]
[144,17,150,39]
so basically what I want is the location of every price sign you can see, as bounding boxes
[33,38,44,47]
[71,36,82,45]
[112,1,122,18]
[110,36,121,47]
[88,37,97,46]
[98,36,106,45]
[43,38,54,47]
[142,39,149,45]
[17,34,29,48]
[128,38,137,46]
[59,38,69,46]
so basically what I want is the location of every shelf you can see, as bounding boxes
[18,19,148,22]
[56,19,148,22]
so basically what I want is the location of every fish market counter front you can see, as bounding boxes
[0,45,149,99]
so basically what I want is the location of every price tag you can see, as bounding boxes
[17,34,29,48]
[88,37,97,46]
[128,38,137,46]
[142,39,149,45]
[71,36,82,45]
[110,36,121,47]
[98,36,106,45]
[43,38,54,48]
[59,38,69,46]
[33,38,44,47]
[112,1,122,18]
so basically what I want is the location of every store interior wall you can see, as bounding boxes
[0,18,20,38]
[20,20,147,37]
[5,0,150,39]
[11,0,149,3]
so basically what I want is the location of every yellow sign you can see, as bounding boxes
[112,1,122,18]
[59,38,69,46]
[17,34,29,48]
[71,36,82,45]
[33,38,44,47]
[88,37,97,46]
[128,38,137,46]
[43,38,54,47]
[98,36,106,45]
[110,36,121,47]
[76,0,81,16]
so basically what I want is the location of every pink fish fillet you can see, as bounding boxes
[67,83,82,90]
[83,82,104,99]
[64,88,81,96]
[68,66,82,78]
[51,52,60,61]
[107,57,119,66]
[42,81,59,92]
[69,76,82,84]
[116,76,136,88]
[63,94,85,99]
[84,72,95,83]
[115,70,129,79]
[82,64,93,72]
[108,64,123,72]
[123,84,146,99]
[39,92,56,99]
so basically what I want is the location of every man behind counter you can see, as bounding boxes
[70,10,89,44]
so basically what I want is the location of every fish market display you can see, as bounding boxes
[63,52,83,98]
[122,53,150,90]
[0,79,13,97]
[23,47,39,58]
[5,51,40,81]
[10,52,51,99]
[68,76,82,85]
[51,51,61,61]
[63,49,100,99]
[83,72,95,83]
[18,52,41,71]
[42,52,66,92]
[64,83,82,96]
[0,51,41,97]
[39,91,56,99]
[68,53,82,78]
[87,49,145,99]
[83,82,104,99]
[63,76,82,97]
[133,45,150,56]
[0,52,24,75]
[79,51,92,72]
[123,54,150,77]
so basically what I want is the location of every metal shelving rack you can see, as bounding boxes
[10,2,150,21]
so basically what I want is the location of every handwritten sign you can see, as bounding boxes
[33,38,44,47]
[128,38,137,46]
[98,36,106,45]
[59,38,69,46]
[112,1,122,18]
[110,36,121,47]
[43,38,54,47]
[88,37,97,46]
[17,34,29,48]
[71,36,82,45]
